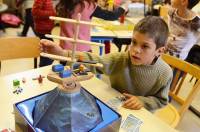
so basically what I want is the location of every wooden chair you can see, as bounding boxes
[154,54,200,128]
[0,37,40,71]
[159,5,169,23]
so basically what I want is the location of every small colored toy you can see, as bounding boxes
[38,75,43,84]
[13,79,20,87]
[22,77,26,83]
[107,0,114,11]
[52,64,64,72]
[32,75,45,84]
[13,87,23,94]
[12,79,23,94]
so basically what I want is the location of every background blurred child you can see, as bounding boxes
[32,0,56,67]
[17,0,37,36]
[40,16,173,111]
[166,0,200,59]
[56,0,130,52]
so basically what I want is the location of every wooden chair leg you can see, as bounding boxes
[34,58,37,68]
[190,76,194,82]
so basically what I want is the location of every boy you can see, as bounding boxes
[40,16,173,111]
[166,0,200,60]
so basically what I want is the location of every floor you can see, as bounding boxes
[1,24,200,132]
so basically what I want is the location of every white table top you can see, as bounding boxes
[0,66,178,132]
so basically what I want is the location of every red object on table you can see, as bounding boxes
[104,41,110,54]
[38,75,43,84]
[119,15,125,24]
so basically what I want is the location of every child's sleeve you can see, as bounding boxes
[137,75,173,111]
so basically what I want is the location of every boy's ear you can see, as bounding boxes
[156,47,166,56]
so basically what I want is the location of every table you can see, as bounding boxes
[0,66,178,132]
[91,17,143,52]
[91,26,115,55]
[91,18,117,55]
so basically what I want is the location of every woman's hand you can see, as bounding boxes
[40,39,67,56]
[122,93,143,110]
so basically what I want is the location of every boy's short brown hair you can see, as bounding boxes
[133,16,169,49]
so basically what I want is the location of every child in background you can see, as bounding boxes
[97,0,122,10]
[56,0,130,52]
[40,16,173,111]
[17,0,37,36]
[32,0,56,67]
[166,0,200,60]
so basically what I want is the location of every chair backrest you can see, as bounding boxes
[161,54,200,118]
[0,37,40,60]
[159,5,169,23]
[146,0,152,6]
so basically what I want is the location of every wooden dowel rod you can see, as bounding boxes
[40,52,103,68]
[45,34,105,47]
[71,14,81,69]
[40,52,76,62]
[50,16,103,27]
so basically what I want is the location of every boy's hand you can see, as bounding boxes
[122,93,143,110]
[40,39,67,56]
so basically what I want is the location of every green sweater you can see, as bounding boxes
[76,51,173,111]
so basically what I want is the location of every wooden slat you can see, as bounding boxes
[179,80,200,117]
[162,54,200,79]
[50,16,102,27]
[45,34,104,47]
[169,92,184,105]
[175,73,186,95]
[170,69,181,92]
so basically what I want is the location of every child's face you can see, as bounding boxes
[171,0,187,9]
[97,0,107,8]
[129,32,164,65]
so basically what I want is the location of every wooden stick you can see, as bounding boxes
[50,16,103,27]
[45,34,105,47]
[75,61,103,68]
[40,52,104,68]
[70,14,81,69]
[40,52,76,62]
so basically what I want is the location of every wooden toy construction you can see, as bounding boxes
[40,14,104,93]
[47,64,94,93]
